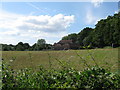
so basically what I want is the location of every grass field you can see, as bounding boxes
[2,48,119,73]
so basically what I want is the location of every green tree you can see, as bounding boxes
[23,43,30,51]
[37,39,46,45]
[91,13,120,47]
[33,39,46,51]
[15,42,24,51]
[77,27,93,46]
[62,33,78,43]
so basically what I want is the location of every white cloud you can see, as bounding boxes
[115,10,118,14]
[0,10,74,45]
[91,0,104,7]
[85,10,99,25]
[16,14,74,32]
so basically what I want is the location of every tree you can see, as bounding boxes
[15,42,24,51]
[37,39,46,45]
[62,36,69,40]
[33,39,47,51]
[91,13,120,47]
[30,43,37,51]
[77,27,93,46]
[23,43,30,51]
[62,33,78,43]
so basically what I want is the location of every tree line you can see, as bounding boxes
[62,12,120,48]
[2,39,52,51]
[1,12,120,51]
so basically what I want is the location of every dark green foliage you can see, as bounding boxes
[15,42,30,51]
[91,13,120,48]
[2,63,16,89]
[23,43,30,51]
[37,39,46,45]
[1,39,52,51]
[32,39,47,51]
[2,63,120,89]
[15,42,25,51]
[62,33,78,43]
[2,44,15,51]
[61,13,120,48]
[77,27,93,46]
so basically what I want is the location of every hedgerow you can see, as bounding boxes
[2,62,120,89]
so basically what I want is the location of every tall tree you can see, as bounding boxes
[15,42,24,51]
[23,43,30,51]
[77,27,93,46]
[62,33,78,43]
[37,39,46,45]
[34,39,46,50]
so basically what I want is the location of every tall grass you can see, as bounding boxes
[2,48,118,72]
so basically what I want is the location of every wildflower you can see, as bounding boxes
[5,75,7,78]
[53,77,56,79]
[78,71,81,75]
[70,56,73,58]
[10,60,13,62]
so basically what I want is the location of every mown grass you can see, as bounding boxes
[2,48,119,73]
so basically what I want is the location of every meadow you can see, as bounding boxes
[2,48,119,73]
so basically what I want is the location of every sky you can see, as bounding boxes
[0,1,119,45]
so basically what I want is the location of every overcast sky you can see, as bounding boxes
[0,1,118,45]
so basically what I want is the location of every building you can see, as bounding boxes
[53,40,79,50]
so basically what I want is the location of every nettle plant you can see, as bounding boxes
[2,61,120,89]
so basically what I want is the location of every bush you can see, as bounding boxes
[2,63,120,89]
[2,63,16,89]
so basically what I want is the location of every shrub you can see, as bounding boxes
[2,63,120,89]
[2,63,16,89]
